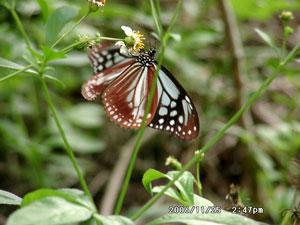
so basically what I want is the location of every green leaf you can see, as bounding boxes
[94,214,134,225]
[45,6,78,46]
[41,46,66,62]
[36,0,48,24]
[44,75,66,88]
[166,171,194,205]
[152,186,188,206]
[193,195,214,207]
[147,210,267,225]
[7,197,92,225]
[0,190,22,205]
[0,57,24,70]
[142,169,194,205]
[142,169,166,195]
[22,188,95,211]
[254,28,279,56]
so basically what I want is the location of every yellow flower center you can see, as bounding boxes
[133,31,145,53]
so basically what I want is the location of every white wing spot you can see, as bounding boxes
[107,107,112,111]
[159,107,168,116]
[183,131,186,135]
[171,101,176,108]
[166,126,170,131]
[171,127,174,132]
[149,123,153,127]
[179,115,183,124]
[124,121,128,125]
[170,110,177,117]
[147,113,151,119]
[128,103,133,108]
[117,118,122,122]
[102,50,108,55]
[178,126,181,131]
[170,120,175,125]
[159,125,163,130]
[159,118,164,124]
[113,115,118,119]
[105,61,113,68]
[98,65,103,70]
[137,119,142,123]
[156,125,159,129]
[110,111,114,115]
[188,130,191,135]
[194,126,197,131]
[185,95,191,103]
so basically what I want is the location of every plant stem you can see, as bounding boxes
[0,65,33,82]
[114,0,183,214]
[61,37,123,53]
[51,12,90,48]
[196,154,202,196]
[280,23,288,62]
[39,77,96,210]
[132,65,283,221]
[10,7,32,50]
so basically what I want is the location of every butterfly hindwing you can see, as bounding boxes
[148,65,199,140]
[102,63,158,129]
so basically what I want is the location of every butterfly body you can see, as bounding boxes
[82,42,199,140]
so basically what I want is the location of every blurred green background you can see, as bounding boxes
[0,0,299,224]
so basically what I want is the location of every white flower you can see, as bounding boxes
[115,26,145,54]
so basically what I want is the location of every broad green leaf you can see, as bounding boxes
[94,214,134,225]
[152,186,188,206]
[166,171,194,205]
[254,28,279,56]
[45,6,78,46]
[0,190,22,205]
[147,210,267,225]
[41,46,66,62]
[142,169,194,205]
[142,169,166,194]
[193,195,214,207]
[22,188,95,211]
[7,197,92,225]
[0,57,24,70]
[36,0,48,23]
[169,32,182,42]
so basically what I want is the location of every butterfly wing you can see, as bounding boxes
[148,64,199,140]
[102,63,158,129]
[82,42,135,101]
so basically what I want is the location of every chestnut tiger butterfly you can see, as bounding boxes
[81,42,199,140]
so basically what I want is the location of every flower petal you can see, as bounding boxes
[115,41,125,47]
[120,45,129,54]
[121,26,133,36]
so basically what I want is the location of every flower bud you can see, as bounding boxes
[280,11,294,23]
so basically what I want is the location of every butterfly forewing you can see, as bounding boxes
[82,43,135,101]
[102,63,158,129]
[148,65,199,140]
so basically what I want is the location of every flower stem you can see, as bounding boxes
[39,77,96,210]
[10,7,32,50]
[114,0,183,215]
[0,65,33,82]
[132,64,283,221]
[51,12,90,48]
[61,37,123,53]
[196,155,202,196]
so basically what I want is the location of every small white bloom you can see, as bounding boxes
[115,26,145,54]
[115,41,128,55]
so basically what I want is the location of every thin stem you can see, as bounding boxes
[10,7,32,50]
[39,77,96,210]
[164,0,183,43]
[61,37,123,53]
[280,23,288,62]
[0,65,33,82]
[132,65,283,221]
[114,0,183,215]
[51,12,90,48]
[196,155,202,196]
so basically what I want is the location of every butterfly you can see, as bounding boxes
[81,42,199,140]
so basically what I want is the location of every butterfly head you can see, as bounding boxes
[137,48,156,67]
